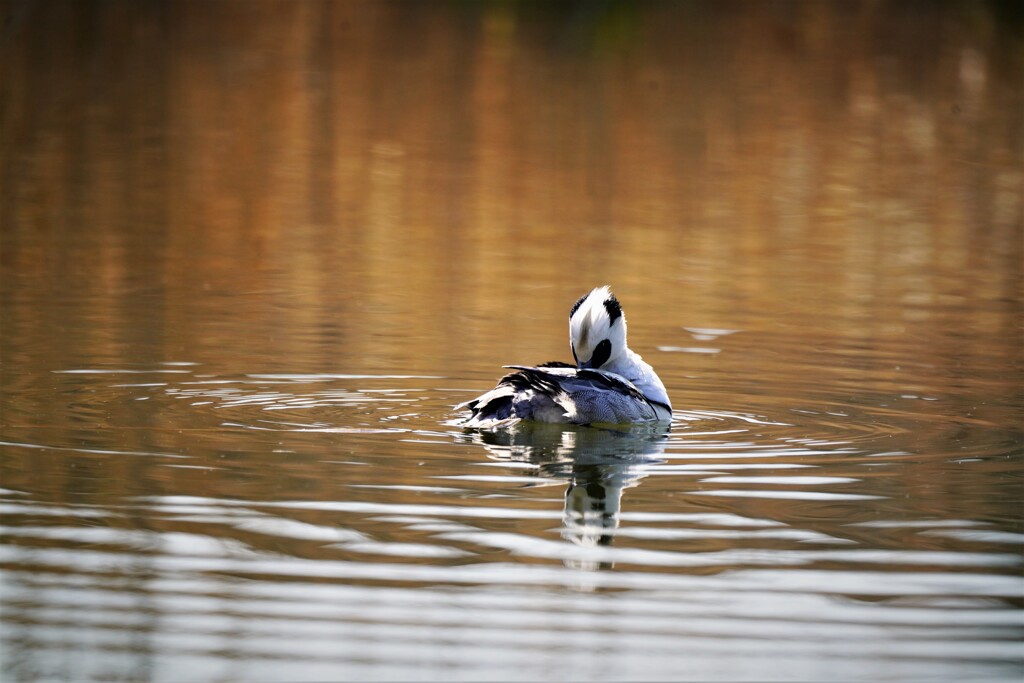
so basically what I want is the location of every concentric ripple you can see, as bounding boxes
[2,357,1021,682]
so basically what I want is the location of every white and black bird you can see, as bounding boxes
[458,286,672,427]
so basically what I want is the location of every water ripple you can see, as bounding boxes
[4,359,1021,682]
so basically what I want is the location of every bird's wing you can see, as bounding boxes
[503,365,657,414]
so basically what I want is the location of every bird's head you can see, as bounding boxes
[568,285,627,370]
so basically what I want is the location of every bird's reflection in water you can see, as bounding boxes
[463,422,669,570]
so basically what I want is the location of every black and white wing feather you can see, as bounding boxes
[458,363,660,427]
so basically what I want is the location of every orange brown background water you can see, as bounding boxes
[1,2,1022,680]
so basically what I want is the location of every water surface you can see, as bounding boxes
[2,2,1022,681]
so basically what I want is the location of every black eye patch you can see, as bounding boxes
[589,339,612,369]
[603,296,622,325]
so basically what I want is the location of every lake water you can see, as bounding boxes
[2,2,1022,681]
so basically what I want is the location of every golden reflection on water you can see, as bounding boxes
[2,0,1021,499]
[3,1,1021,381]
[1,2,1023,680]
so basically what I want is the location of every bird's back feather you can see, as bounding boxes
[459,364,662,427]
